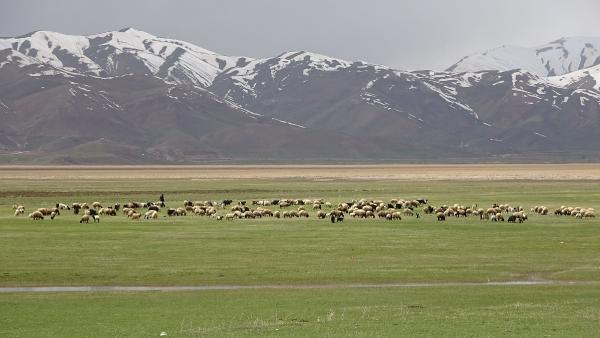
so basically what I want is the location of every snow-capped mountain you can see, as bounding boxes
[0,28,246,87]
[448,37,600,77]
[1,28,600,163]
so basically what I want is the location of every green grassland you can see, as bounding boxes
[3,285,600,337]
[1,177,600,336]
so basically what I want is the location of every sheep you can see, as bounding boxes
[80,214,91,223]
[274,211,281,218]
[125,202,141,209]
[339,203,350,212]
[225,213,236,221]
[100,208,116,216]
[37,208,52,216]
[352,210,367,218]
[436,212,445,221]
[29,211,44,220]
[50,211,58,220]
[130,213,141,220]
[299,210,309,218]
[72,203,82,214]
[92,202,103,209]
[14,207,25,216]
[513,212,527,222]
[144,210,158,219]
[57,203,70,210]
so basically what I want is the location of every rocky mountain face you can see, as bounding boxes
[0,29,599,163]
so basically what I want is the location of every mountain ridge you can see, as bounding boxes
[1,29,600,164]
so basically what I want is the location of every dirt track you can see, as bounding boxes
[0,164,599,180]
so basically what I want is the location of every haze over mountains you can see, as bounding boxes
[1,28,599,163]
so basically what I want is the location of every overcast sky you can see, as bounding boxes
[2,0,599,70]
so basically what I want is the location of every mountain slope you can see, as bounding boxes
[448,37,600,76]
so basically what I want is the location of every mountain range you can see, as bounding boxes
[0,28,599,163]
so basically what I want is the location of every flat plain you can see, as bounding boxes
[1,165,600,337]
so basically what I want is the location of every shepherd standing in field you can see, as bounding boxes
[159,193,165,207]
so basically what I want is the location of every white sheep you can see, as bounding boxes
[14,207,25,216]
[29,211,44,220]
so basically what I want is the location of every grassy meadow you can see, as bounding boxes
[1,169,600,336]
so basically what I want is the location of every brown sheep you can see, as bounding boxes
[437,212,446,221]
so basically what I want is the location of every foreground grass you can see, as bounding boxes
[3,285,600,337]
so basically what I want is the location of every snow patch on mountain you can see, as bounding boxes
[547,64,600,91]
[448,37,600,77]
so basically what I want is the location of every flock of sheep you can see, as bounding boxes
[11,198,596,223]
